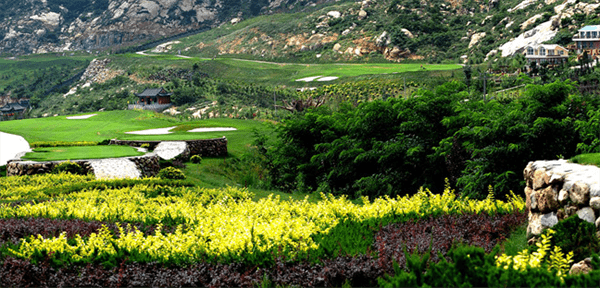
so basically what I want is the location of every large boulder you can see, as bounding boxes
[468,32,486,49]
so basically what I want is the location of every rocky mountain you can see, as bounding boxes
[0,0,332,55]
[167,0,600,63]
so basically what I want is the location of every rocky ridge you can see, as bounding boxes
[0,0,330,55]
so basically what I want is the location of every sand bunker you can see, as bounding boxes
[187,127,237,133]
[296,76,339,82]
[67,114,97,120]
[125,126,177,135]
[317,76,339,81]
[296,76,323,82]
[0,131,31,166]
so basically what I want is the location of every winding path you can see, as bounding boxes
[0,131,31,166]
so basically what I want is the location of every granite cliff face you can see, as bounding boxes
[0,0,317,55]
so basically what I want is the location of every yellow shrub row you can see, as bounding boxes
[3,185,526,264]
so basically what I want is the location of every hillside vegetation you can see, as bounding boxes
[171,0,600,63]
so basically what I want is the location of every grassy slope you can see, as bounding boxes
[0,109,298,198]
[22,145,144,161]
[570,153,600,167]
[0,110,266,155]
[110,53,460,87]
[0,54,93,94]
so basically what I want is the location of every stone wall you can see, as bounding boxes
[6,154,160,178]
[109,137,228,157]
[6,160,94,176]
[129,154,160,178]
[524,160,600,238]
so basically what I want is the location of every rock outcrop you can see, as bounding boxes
[0,0,331,55]
[524,160,600,237]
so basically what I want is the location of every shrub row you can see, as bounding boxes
[29,141,98,148]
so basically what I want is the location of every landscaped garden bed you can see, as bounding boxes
[1,172,597,286]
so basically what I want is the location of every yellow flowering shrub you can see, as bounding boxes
[2,182,525,266]
[495,229,574,280]
[0,173,95,200]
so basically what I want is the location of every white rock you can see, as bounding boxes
[327,11,341,18]
[485,49,498,61]
[154,141,188,160]
[401,28,414,39]
[521,14,543,30]
[468,32,486,49]
[89,158,141,180]
[508,0,537,13]
[590,197,600,210]
[29,12,61,29]
[138,0,161,19]
[376,31,390,46]
[499,20,557,57]
[358,10,368,20]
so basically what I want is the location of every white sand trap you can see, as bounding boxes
[296,76,323,82]
[0,131,32,166]
[317,76,339,81]
[188,127,237,132]
[67,114,97,120]
[125,126,177,135]
[154,141,188,160]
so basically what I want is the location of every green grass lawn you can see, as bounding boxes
[570,153,600,167]
[22,145,144,161]
[110,53,461,87]
[0,110,269,156]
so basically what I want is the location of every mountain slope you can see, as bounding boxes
[0,0,334,55]
[166,0,600,63]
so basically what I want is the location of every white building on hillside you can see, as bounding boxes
[524,44,569,66]
[572,25,600,54]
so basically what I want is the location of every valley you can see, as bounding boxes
[0,0,600,286]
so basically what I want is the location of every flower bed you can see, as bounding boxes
[0,174,539,286]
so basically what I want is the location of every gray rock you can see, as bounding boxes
[540,212,558,229]
[577,207,596,224]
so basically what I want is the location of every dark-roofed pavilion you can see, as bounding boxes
[134,87,173,105]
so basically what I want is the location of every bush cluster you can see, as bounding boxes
[51,161,84,175]
[157,167,186,180]
[258,80,600,199]
[190,155,202,164]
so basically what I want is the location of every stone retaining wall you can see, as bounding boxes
[524,160,600,238]
[6,160,94,176]
[109,137,228,157]
[6,154,160,177]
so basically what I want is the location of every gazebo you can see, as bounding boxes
[134,87,172,105]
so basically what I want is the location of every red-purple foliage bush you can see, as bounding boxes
[0,218,179,247]
[374,211,527,272]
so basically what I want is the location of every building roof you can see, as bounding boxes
[0,102,26,112]
[580,25,600,32]
[135,87,172,97]
[525,44,566,50]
